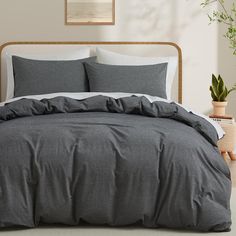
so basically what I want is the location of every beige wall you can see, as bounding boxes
[218,0,236,117]
[0,0,229,115]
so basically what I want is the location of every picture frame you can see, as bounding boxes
[65,0,115,25]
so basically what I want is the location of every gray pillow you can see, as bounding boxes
[12,56,96,97]
[85,62,168,98]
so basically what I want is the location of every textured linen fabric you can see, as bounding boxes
[0,96,231,232]
[96,47,178,99]
[0,92,225,139]
[5,47,91,100]
[12,56,96,97]
[85,62,168,98]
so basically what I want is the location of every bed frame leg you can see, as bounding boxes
[221,151,228,161]
[228,151,236,161]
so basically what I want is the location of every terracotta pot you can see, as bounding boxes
[212,101,228,116]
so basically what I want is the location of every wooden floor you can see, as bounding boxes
[227,159,236,187]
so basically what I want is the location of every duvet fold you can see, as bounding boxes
[0,96,219,145]
[0,95,231,231]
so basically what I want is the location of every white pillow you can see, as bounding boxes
[96,48,178,99]
[6,47,91,100]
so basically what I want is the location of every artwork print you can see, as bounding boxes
[66,0,115,25]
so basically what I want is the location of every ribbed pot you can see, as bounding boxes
[212,101,228,116]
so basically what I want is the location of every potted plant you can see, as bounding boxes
[202,1,236,116]
[210,74,236,116]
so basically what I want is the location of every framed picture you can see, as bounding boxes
[65,0,115,25]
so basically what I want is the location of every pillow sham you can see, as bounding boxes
[96,48,177,99]
[85,62,168,98]
[6,47,91,100]
[12,56,95,97]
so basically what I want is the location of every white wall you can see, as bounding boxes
[0,0,223,115]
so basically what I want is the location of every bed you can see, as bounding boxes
[0,42,231,232]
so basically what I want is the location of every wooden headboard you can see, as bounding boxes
[0,41,182,103]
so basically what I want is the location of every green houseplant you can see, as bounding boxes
[201,0,236,55]
[210,74,236,115]
[202,1,236,115]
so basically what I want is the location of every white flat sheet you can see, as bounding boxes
[0,92,224,139]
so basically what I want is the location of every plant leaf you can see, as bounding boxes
[211,74,220,97]
[210,86,219,101]
[228,83,236,93]
[219,89,228,101]
[212,74,218,87]
[217,75,224,95]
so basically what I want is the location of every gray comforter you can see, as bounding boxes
[0,96,231,231]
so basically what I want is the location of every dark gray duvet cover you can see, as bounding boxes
[0,96,231,231]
